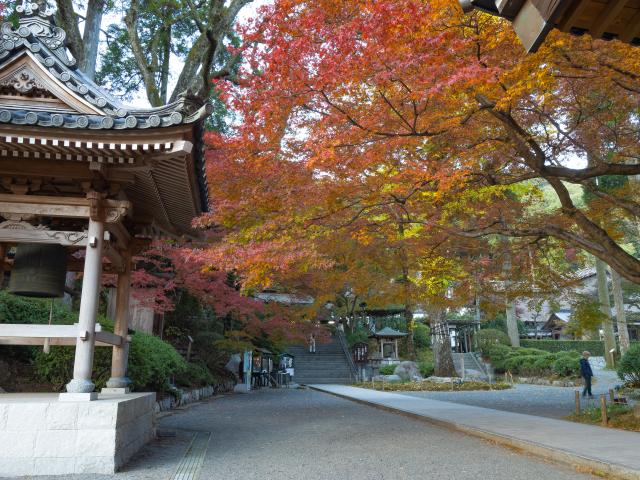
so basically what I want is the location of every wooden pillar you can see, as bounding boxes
[0,244,5,287]
[64,213,104,396]
[105,250,132,391]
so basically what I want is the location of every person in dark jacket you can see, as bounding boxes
[580,351,594,397]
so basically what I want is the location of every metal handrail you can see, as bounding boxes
[336,329,359,382]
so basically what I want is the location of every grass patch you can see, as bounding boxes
[354,380,511,392]
[565,404,640,432]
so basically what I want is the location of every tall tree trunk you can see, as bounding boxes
[505,299,519,347]
[610,267,630,356]
[502,243,520,347]
[403,306,415,360]
[160,23,172,104]
[595,258,616,367]
[430,310,456,377]
[397,223,415,359]
[474,291,481,351]
[80,0,105,79]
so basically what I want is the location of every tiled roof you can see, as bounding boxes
[369,327,408,338]
[0,3,212,130]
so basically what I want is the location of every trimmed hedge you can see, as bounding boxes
[553,355,580,377]
[520,340,604,356]
[483,344,582,377]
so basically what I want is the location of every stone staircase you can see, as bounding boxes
[452,352,492,381]
[287,335,354,384]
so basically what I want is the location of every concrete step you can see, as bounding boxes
[294,364,350,368]
[288,335,355,384]
[452,352,490,381]
[295,357,348,365]
[295,379,352,384]
[294,371,352,377]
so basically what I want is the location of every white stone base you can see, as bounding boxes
[0,392,155,476]
[233,383,251,394]
[101,387,130,394]
[58,392,98,402]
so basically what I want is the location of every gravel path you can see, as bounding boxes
[9,388,599,480]
[162,388,596,480]
[403,365,624,419]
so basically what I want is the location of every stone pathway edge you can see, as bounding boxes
[309,385,640,480]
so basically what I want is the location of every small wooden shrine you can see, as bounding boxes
[369,327,407,363]
[0,3,210,398]
[461,0,640,51]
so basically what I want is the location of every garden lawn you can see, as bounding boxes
[565,405,640,433]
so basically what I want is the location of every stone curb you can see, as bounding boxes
[155,382,235,414]
[309,386,640,480]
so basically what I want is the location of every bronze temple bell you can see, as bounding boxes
[8,243,68,298]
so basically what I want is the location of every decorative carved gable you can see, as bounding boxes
[0,66,50,96]
[0,52,102,115]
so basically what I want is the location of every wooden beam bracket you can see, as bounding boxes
[0,220,111,247]
[0,193,131,223]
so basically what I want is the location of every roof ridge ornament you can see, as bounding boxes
[1,1,76,67]
[16,0,51,19]
[0,4,211,132]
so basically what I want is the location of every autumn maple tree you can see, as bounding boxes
[199,0,640,371]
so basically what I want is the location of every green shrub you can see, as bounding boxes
[379,364,396,375]
[35,330,187,392]
[1,291,216,393]
[0,291,76,326]
[418,361,434,377]
[483,340,583,377]
[34,345,112,390]
[346,327,370,348]
[484,344,513,373]
[528,354,557,375]
[0,292,79,363]
[617,344,640,387]
[416,349,433,364]
[503,354,541,374]
[414,323,431,350]
[476,329,511,352]
[503,356,522,374]
[553,355,580,377]
[128,331,187,391]
[178,362,215,388]
[520,340,604,356]
[514,347,548,356]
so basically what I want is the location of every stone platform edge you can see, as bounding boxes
[0,392,155,477]
[309,385,640,480]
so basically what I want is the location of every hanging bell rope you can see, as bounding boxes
[43,298,54,354]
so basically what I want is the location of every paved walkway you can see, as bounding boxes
[311,384,640,480]
[4,389,598,480]
[403,363,624,419]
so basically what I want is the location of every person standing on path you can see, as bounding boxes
[309,333,316,353]
[580,351,594,397]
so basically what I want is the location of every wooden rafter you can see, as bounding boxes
[590,0,627,38]
[465,0,640,51]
